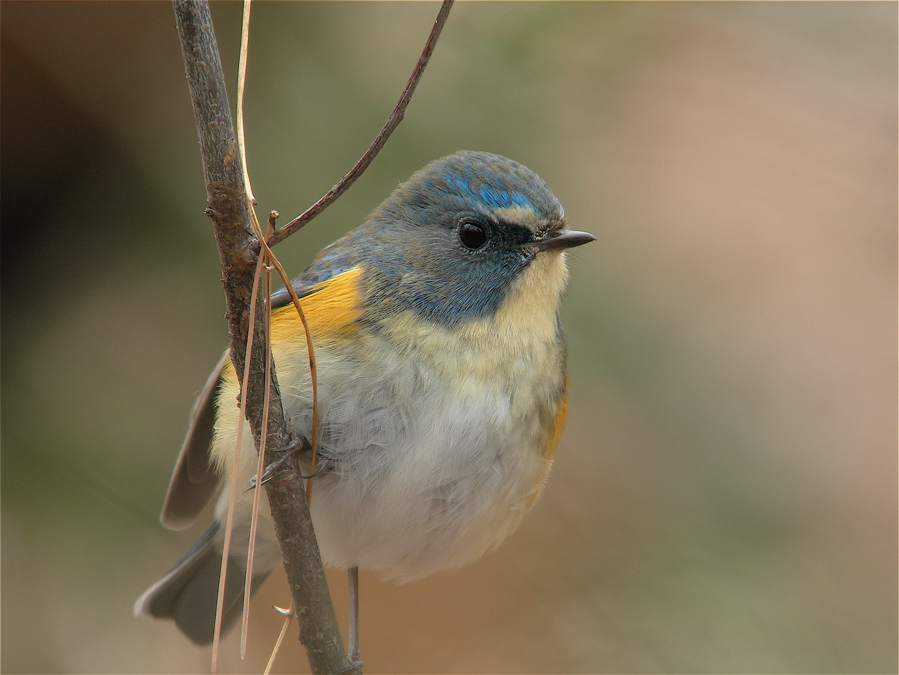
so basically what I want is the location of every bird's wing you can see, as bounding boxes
[160,355,227,529]
[159,254,362,530]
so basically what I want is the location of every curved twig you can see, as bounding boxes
[267,0,454,246]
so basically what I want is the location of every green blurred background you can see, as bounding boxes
[2,2,896,673]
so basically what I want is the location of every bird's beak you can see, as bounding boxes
[530,228,596,251]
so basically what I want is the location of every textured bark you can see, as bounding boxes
[172,2,353,672]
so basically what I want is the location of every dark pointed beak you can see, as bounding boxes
[530,228,596,251]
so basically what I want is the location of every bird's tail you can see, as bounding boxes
[134,522,272,645]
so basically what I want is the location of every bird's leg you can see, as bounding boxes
[246,435,333,490]
[348,566,361,664]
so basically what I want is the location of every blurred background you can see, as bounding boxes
[2,2,895,673]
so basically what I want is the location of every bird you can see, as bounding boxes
[135,150,594,653]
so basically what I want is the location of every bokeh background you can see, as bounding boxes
[2,2,895,673]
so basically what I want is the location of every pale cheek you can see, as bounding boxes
[490,250,569,345]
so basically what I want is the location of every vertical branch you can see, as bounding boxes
[171,2,354,673]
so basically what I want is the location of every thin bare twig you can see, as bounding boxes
[253,244,322,505]
[230,0,323,502]
[267,0,454,246]
[265,606,295,675]
[217,248,266,669]
[241,256,273,659]
[236,0,256,205]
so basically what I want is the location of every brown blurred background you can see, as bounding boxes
[2,2,896,673]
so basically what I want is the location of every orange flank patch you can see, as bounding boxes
[270,267,365,343]
[545,377,570,461]
[522,378,569,511]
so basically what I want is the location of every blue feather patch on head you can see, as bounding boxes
[442,173,535,212]
[479,184,535,211]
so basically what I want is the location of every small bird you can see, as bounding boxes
[135,151,594,650]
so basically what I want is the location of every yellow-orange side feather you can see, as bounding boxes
[270,267,365,345]
[522,378,569,510]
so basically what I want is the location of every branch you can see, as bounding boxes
[267,0,454,246]
[171,2,354,673]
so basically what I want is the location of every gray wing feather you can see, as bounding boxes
[134,521,272,645]
[158,248,358,530]
[160,355,227,530]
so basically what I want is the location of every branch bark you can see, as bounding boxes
[171,2,354,672]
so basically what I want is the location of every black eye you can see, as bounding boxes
[458,220,488,250]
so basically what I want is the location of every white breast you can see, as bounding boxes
[214,253,568,582]
[290,343,551,581]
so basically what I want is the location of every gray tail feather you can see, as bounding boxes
[134,522,272,645]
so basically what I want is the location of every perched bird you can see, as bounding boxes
[135,151,594,649]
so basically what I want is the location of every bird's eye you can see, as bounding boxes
[458,220,488,250]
